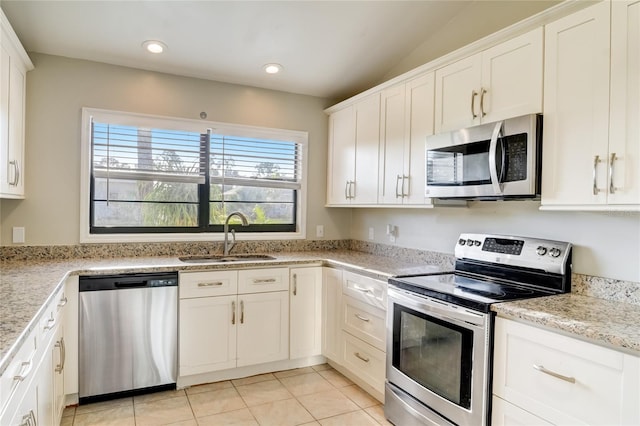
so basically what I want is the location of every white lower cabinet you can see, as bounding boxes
[493,317,640,425]
[322,267,343,363]
[236,291,289,367]
[289,267,323,360]
[179,268,289,378]
[0,288,67,426]
[329,271,387,401]
[492,396,552,426]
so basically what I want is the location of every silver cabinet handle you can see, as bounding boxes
[240,300,244,324]
[198,281,223,287]
[57,295,68,308]
[231,300,236,325]
[344,180,350,200]
[20,410,36,426]
[293,273,297,296]
[354,352,370,363]
[593,155,602,195]
[470,90,478,119]
[353,285,373,294]
[401,175,408,198]
[395,175,402,198]
[609,153,617,194]
[479,88,487,117]
[44,314,56,331]
[253,278,276,284]
[14,359,34,382]
[55,338,65,373]
[533,364,575,384]
[349,181,356,199]
[355,313,370,322]
[9,160,20,186]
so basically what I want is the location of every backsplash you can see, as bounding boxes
[2,238,638,306]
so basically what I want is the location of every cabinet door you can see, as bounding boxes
[353,93,380,203]
[404,72,435,205]
[378,84,406,204]
[0,383,38,426]
[608,0,640,205]
[322,267,343,363]
[434,54,482,133]
[289,267,322,359]
[179,295,237,376]
[541,2,611,206]
[326,106,355,205]
[481,27,543,123]
[37,332,55,426]
[237,291,289,367]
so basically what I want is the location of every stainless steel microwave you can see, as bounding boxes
[425,114,542,200]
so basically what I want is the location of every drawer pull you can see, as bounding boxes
[57,295,68,308]
[354,352,370,363]
[253,278,277,284]
[44,315,57,331]
[533,364,575,384]
[14,359,34,382]
[198,281,224,287]
[355,313,370,322]
[353,285,373,294]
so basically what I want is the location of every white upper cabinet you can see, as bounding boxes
[378,73,435,205]
[541,0,640,210]
[326,94,380,205]
[0,11,33,199]
[434,27,543,133]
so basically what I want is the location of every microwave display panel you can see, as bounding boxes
[502,133,527,182]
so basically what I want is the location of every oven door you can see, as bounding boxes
[425,114,540,199]
[386,286,491,426]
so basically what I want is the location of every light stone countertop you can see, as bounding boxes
[0,250,446,375]
[491,294,640,355]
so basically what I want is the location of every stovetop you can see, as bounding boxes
[388,233,573,313]
[388,273,554,313]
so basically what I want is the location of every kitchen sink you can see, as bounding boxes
[178,254,276,263]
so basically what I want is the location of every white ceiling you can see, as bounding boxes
[1,1,557,101]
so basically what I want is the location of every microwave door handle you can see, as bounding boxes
[488,120,504,195]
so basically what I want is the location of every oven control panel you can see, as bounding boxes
[455,233,571,275]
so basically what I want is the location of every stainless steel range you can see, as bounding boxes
[385,233,572,426]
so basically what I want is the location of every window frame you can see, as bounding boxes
[80,107,308,243]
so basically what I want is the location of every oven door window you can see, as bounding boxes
[391,304,473,409]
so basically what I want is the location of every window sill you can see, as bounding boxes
[79,231,306,244]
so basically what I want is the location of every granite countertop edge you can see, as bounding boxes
[491,293,640,356]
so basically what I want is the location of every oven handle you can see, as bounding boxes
[388,286,486,328]
[488,120,504,196]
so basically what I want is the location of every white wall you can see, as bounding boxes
[352,202,640,283]
[0,53,351,245]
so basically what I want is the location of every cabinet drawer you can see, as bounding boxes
[0,329,37,415]
[342,296,386,351]
[341,331,386,396]
[491,395,552,426]
[39,288,65,345]
[238,268,289,294]
[493,318,639,425]
[179,270,238,298]
[342,271,386,309]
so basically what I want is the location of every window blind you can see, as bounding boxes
[209,134,301,190]
[91,121,207,184]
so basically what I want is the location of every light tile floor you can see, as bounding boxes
[60,364,392,426]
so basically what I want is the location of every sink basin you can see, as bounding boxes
[178,254,276,263]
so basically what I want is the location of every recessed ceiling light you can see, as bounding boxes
[142,40,167,54]
[263,63,283,74]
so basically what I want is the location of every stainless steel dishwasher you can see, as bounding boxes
[79,272,178,404]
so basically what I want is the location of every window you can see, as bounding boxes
[81,108,307,242]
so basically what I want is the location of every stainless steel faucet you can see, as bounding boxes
[223,212,249,255]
